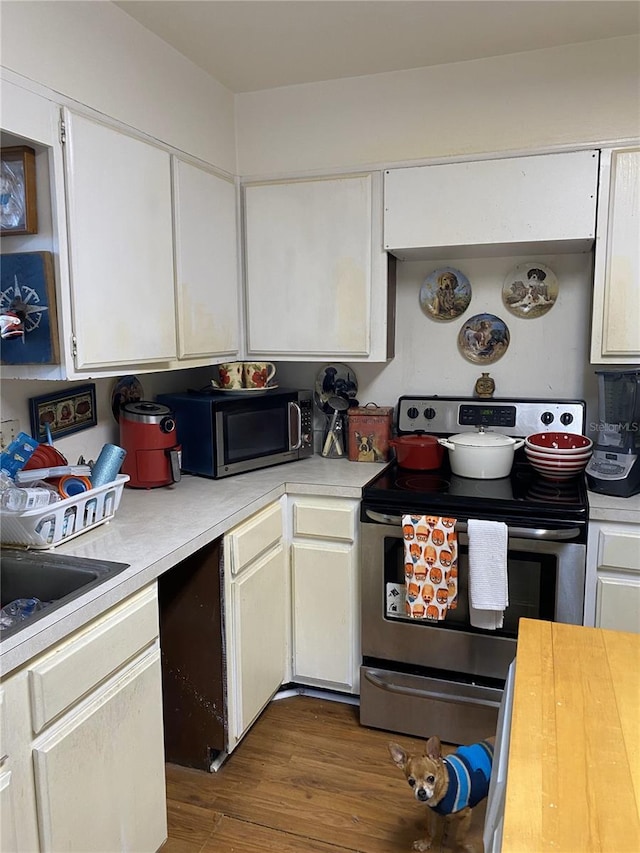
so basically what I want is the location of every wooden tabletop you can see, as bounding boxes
[502,618,640,852]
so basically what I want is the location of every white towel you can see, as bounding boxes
[467,519,508,630]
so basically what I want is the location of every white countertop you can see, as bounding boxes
[1,456,386,677]
[587,489,640,523]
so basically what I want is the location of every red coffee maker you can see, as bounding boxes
[119,401,181,488]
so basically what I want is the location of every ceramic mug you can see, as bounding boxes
[243,362,276,389]
[218,362,244,390]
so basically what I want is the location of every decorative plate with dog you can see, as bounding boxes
[419,267,472,322]
[458,313,510,365]
[502,262,558,319]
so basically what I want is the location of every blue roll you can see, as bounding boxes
[91,444,127,487]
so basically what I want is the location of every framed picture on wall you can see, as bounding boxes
[0,251,60,364]
[29,384,97,442]
[1,146,38,236]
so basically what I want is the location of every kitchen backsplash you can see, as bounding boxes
[1,251,602,460]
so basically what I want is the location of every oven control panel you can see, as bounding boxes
[397,396,586,437]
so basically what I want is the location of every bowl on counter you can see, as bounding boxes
[525,446,592,465]
[526,451,591,481]
[525,432,593,454]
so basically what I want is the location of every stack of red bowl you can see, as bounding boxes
[524,432,593,481]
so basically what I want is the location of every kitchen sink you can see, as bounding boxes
[0,549,129,640]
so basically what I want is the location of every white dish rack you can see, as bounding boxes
[0,475,129,550]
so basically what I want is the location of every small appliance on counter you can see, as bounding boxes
[157,387,313,479]
[119,401,181,489]
[586,369,640,497]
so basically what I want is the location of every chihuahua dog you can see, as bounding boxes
[389,735,494,852]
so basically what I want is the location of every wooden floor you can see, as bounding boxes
[163,694,487,853]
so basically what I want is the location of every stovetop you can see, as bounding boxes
[362,454,589,525]
[362,395,589,527]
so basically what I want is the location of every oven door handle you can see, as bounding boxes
[363,509,581,540]
[363,670,501,709]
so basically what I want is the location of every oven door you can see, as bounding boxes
[361,510,586,682]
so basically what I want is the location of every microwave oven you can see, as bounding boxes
[156,388,314,479]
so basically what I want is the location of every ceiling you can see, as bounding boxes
[114,0,640,94]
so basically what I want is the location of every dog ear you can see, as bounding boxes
[425,736,442,761]
[355,432,362,441]
[388,742,407,768]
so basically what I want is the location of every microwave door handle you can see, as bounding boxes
[363,510,580,541]
[289,401,302,450]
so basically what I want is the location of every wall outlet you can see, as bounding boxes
[0,420,21,452]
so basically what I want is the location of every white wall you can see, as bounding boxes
[0,0,236,173]
[236,35,640,176]
[274,250,600,435]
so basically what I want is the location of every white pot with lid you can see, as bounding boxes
[437,429,525,479]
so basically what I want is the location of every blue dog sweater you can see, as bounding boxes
[432,740,494,815]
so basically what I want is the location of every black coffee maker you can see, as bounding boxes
[586,369,640,497]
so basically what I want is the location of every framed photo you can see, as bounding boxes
[0,252,60,364]
[29,384,97,442]
[1,146,38,236]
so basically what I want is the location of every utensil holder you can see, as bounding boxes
[321,413,345,459]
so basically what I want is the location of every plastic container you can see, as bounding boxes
[347,404,394,462]
[1,485,59,512]
[15,465,92,484]
[0,474,129,549]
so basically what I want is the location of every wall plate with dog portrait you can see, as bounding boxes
[419,267,472,322]
[458,313,510,365]
[502,262,558,319]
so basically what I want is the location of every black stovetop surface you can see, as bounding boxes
[362,451,589,527]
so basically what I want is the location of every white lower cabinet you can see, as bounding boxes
[587,520,640,632]
[0,584,167,852]
[224,500,288,752]
[290,496,360,692]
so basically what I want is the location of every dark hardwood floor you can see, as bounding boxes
[163,694,487,852]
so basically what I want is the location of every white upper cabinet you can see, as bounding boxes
[63,108,177,369]
[243,172,394,362]
[590,147,640,363]
[172,158,239,361]
[383,150,599,259]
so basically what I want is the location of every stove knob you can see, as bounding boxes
[560,412,574,426]
[424,407,436,421]
[406,407,419,420]
[541,411,554,426]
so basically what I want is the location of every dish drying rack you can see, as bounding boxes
[0,475,129,550]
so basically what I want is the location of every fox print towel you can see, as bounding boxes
[402,515,458,620]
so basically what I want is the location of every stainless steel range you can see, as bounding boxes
[359,396,588,745]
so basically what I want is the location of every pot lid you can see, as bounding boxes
[447,430,519,448]
[391,434,439,446]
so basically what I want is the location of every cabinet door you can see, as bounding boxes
[228,544,287,748]
[292,542,356,688]
[384,150,598,258]
[244,173,391,360]
[596,574,640,633]
[63,108,176,368]
[591,147,640,362]
[32,646,167,853]
[173,158,239,360]
[0,769,17,852]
